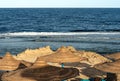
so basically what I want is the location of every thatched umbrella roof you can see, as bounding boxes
[62,62,106,79]
[16,60,33,70]
[67,46,77,51]
[74,50,111,66]
[104,52,120,61]
[20,60,33,67]
[32,58,48,68]
[0,57,2,59]
[80,67,107,78]
[13,46,54,63]
[39,46,85,63]
[95,59,120,73]
[0,52,20,71]
[2,60,79,81]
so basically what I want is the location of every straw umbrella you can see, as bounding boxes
[80,67,107,79]
[13,46,54,63]
[65,63,107,79]
[104,52,120,61]
[39,46,86,63]
[20,60,33,67]
[2,59,79,81]
[74,50,111,66]
[0,52,20,71]
[0,57,2,59]
[32,58,48,68]
[95,59,120,81]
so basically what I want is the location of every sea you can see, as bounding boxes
[0,8,120,56]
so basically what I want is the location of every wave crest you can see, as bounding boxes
[0,32,120,37]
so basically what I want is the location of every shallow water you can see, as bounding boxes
[0,32,120,55]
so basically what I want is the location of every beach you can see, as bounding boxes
[0,46,118,81]
[0,8,120,81]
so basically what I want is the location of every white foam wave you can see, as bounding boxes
[0,32,120,37]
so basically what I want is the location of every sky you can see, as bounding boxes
[0,0,120,8]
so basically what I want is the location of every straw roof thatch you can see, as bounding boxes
[104,52,120,61]
[0,52,20,71]
[38,46,85,63]
[0,57,2,59]
[74,50,111,66]
[80,67,107,78]
[20,60,33,67]
[13,46,54,63]
[32,58,48,68]
[62,62,106,79]
[2,60,79,81]
[94,59,120,73]
[67,46,77,51]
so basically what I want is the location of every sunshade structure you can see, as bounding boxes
[20,60,33,67]
[16,61,33,70]
[32,58,48,67]
[38,46,86,63]
[13,46,54,63]
[105,52,120,61]
[74,50,111,66]
[0,57,2,59]
[80,67,107,79]
[62,62,106,79]
[57,46,77,52]
[2,59,79,81]
[0,52,20,71]
[95,59,120,81]
[95,60,120,73]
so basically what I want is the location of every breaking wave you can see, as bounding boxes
[0,32,120,37]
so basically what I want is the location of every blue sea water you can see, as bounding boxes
[0,8,120,55]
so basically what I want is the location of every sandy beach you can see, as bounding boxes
[0,7,119,81]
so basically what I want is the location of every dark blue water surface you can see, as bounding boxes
[0,8,120,55]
